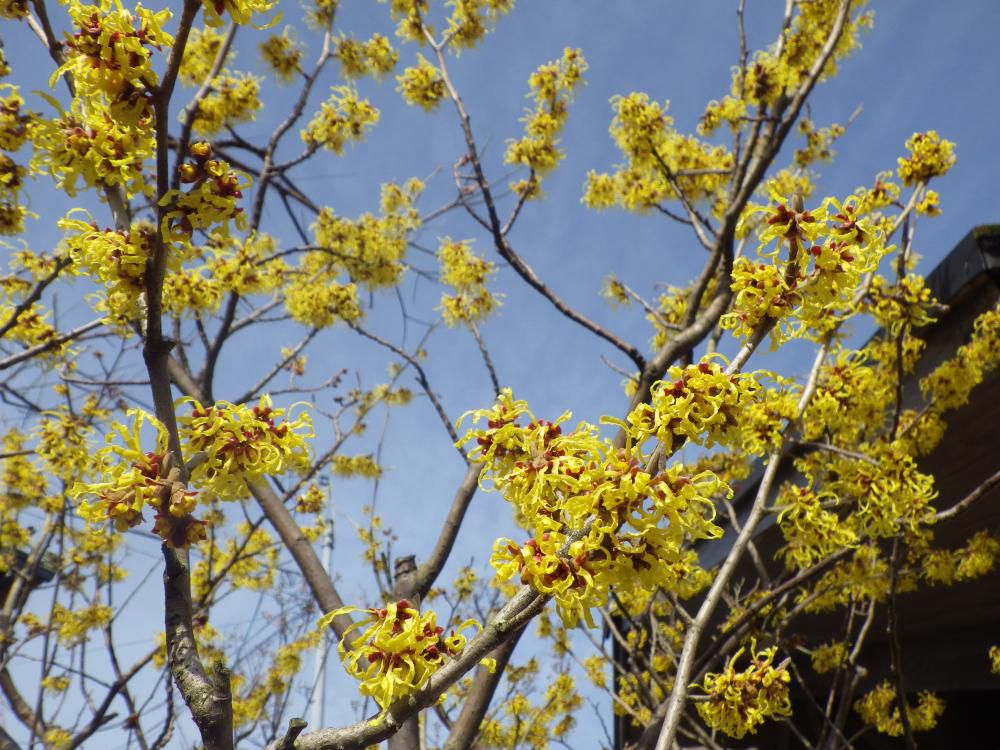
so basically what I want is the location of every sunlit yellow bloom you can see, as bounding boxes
[259,27,303,82]
[53,0,173,124]
[321,600,485,710]
[396,54,447,111]
[505,49,587,198]
[897,131,956,186]
[301,86,379,153]
[437,238,500,326]
[695,640,791,739]
[178,395,313,500]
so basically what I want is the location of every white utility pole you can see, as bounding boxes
[308,476,335,729]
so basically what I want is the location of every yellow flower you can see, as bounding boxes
[300,86,379,154]
[200,0,278,28]
[321,600,483,710]
[31,100,154,198]
[504,49,587,198]
[191,73,262,134]
[160,149,250,241]
[71,410,204,545]
[437,238,500,327]
[462,387,726,627]
[52,0,173,123]
[259,28,303,82]
[855,682,945,735]
[810,641,847,674]
[179,26,233,86]
[396,54,447,112]
[897,131,956,186]
[916,189,941,216]
[178,396,313,500]
[695,640,791,739]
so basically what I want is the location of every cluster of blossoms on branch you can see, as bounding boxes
[319,599,489,712]
[72,396,312,546]
[694,641,792,739]
[458,366,765,629]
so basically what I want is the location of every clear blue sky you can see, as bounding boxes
[4,1,999,746]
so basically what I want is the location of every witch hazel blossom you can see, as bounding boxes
[457,373,745,628]
[70,409,205,546]
[319,600,491,713]
[178,395,314,500]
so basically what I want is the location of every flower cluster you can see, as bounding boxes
[285,278,361,328]
[192,522,278,595]
[437,238,499,327]
[776,484,857,570]
[444,0,514,49]
[854,682,945,735]
[477,670,581,747]
[810,641,847,674]
[34,405,95,483]
[396,55,447,111]
[206,231,286,297]
[800,348,891,445]
[865,274,938,335]
[732,51,796,108]
[72,410,205,546]
[162,267,223,317]
[695,641,791,739]
[59,211,156,323]
[819,441,937,538]
[330,454,383,479]
[259,28,304,82]
[583,92,732,214]
[0,302,64,360]
[335,33,398,80]
[698,94,745,135]
[802,545,889,613]
[0,85,36,151]
[161,143,250,241]
[53,0,173,124]
[200,0,279,28]
[462,389,725,627]
[740,375,799,455]
[191,72,262,135]
[921,303,1000,411]
[854,170,901,214]
[51,601,113,646]
[794,118,845,167]
[916,189,941,217]
[920,530,1000,586]
[504,48,587,198]
[779,0,873,83]
[626,359,763,454]
[178,396,313,500]
[381,0,428,43]
[300,86,379,154]
[31,100,155,198]
[178,26,233,86]
[309,179,422,289]
[897,131,956,186]
[320,599,484,710]
[723,189,887,345]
